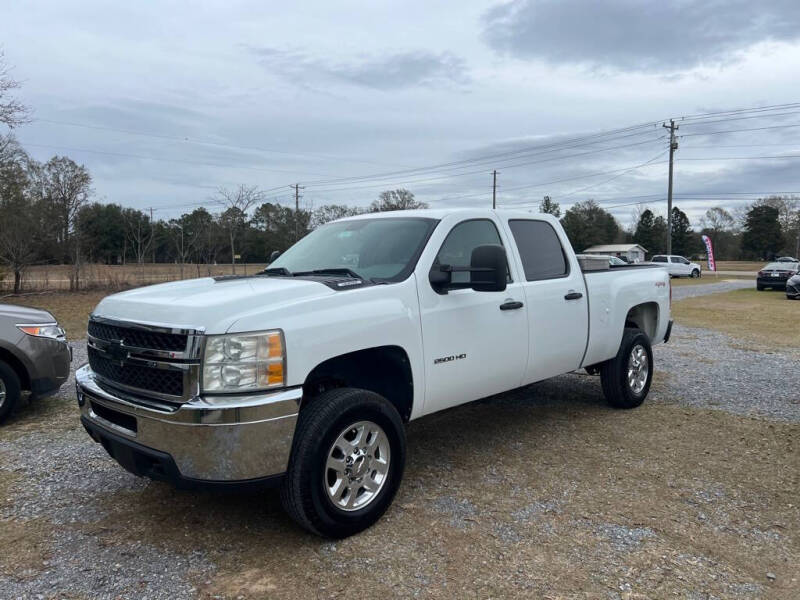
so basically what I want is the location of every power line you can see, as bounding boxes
[33,117,409,169]
[22,142,338,178]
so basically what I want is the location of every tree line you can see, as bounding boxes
[0,136,428,294]
[541,196,799,262]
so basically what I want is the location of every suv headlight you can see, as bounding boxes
[202,330,285,392]
[17,323,66,341]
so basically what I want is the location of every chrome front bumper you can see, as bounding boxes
[76,365,300,483]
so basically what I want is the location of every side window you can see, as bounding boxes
[508,219,568,281]
[434,219,505,284]
[652,256,666,263]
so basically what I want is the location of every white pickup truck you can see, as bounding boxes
[76,209,672,537]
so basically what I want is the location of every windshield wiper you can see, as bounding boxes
[293,268,364,280]
[259,267,293,276]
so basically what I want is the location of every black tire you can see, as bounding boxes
[691,269,700,278]
[757,284,764,291]
[600,328,653,409]
[0,360,22,425]
[280,387,406,538]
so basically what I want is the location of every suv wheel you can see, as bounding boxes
[0,360,22,424]
[281,387,406,538]
[600,328,653,409]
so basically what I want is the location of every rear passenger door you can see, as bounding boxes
[504,218,588,384]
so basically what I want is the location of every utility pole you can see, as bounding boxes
[662,120,679,255]
[492,170,497,209]
[291,184,305,241]
[149,206,155,264]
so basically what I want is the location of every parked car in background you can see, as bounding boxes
[650,255,702,278]
[786,273,800,299]
[576,254,628,267]
[776,256,798,263]
[756,261,800,291]
[0,304,72,424]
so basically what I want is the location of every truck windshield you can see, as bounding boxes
[269,217,438,282]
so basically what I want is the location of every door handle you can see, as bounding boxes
[499,300,524,311]
[564,291,583,300]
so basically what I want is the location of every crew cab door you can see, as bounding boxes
[503,218,589,384]
[670,256,690,276]
[417,217,528,414]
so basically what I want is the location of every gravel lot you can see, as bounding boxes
[672,278,753,301]
[1,286,797,598]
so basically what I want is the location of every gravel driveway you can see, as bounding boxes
[672,278,753,301]
[1,321,797,599]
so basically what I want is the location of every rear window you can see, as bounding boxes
[508,220,568,281]
[764,262,798,270]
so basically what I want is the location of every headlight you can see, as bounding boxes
[202,330,285,392]
[17,323,66,341]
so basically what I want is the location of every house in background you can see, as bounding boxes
[583,243,647,263]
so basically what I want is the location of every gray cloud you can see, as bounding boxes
[249,46,470,90]
[483,0,800,72]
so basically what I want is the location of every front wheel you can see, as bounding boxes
[281,387,406,538]
[691,269,700,278]
[600,328,653,409]
[0,361,22,425]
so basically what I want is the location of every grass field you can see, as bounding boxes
[7,291,108,339]
[0,263,268,293]
[714,260,766,272]
[672,288,799,350]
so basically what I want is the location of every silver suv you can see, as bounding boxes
[0,303,72,423]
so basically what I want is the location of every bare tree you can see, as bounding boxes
[0,137,36,292]
[34,157,92,289]
[369,189,427,212]
[0,50,30,129]
[214,185,266,273]
[123,208,154,281]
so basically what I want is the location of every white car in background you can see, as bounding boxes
[650,255,702,278]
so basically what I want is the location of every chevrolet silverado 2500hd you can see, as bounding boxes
[76,209,672,537]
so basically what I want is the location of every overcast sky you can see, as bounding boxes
[3,0,800,228]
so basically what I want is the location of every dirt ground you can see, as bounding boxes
[0,284,798,599]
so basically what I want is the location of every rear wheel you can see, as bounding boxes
[600,328,653,409]
[281,387,406,538]
[0,361,22,425]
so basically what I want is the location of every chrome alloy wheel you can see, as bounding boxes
[627,344,649,395]
[0,378,6,408]
[324,420,391,511]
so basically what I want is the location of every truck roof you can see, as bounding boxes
[340,207,554,222]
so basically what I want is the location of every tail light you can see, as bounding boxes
[758,270,765,276]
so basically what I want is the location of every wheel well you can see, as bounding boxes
[302,346,414,421]
[0,347,30,391]
[624,302,659,341]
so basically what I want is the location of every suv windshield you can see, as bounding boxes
[269,217,438,282]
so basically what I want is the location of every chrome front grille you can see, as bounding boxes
[88,347,184,396]
[87,316,204,407]
[88,320,187,352]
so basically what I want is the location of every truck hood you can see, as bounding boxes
[0,303,56,323]
[92,276,335,333]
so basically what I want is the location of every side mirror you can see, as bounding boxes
[470,244,507,292]
[428,244,507,294]
[269,250,281,263]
